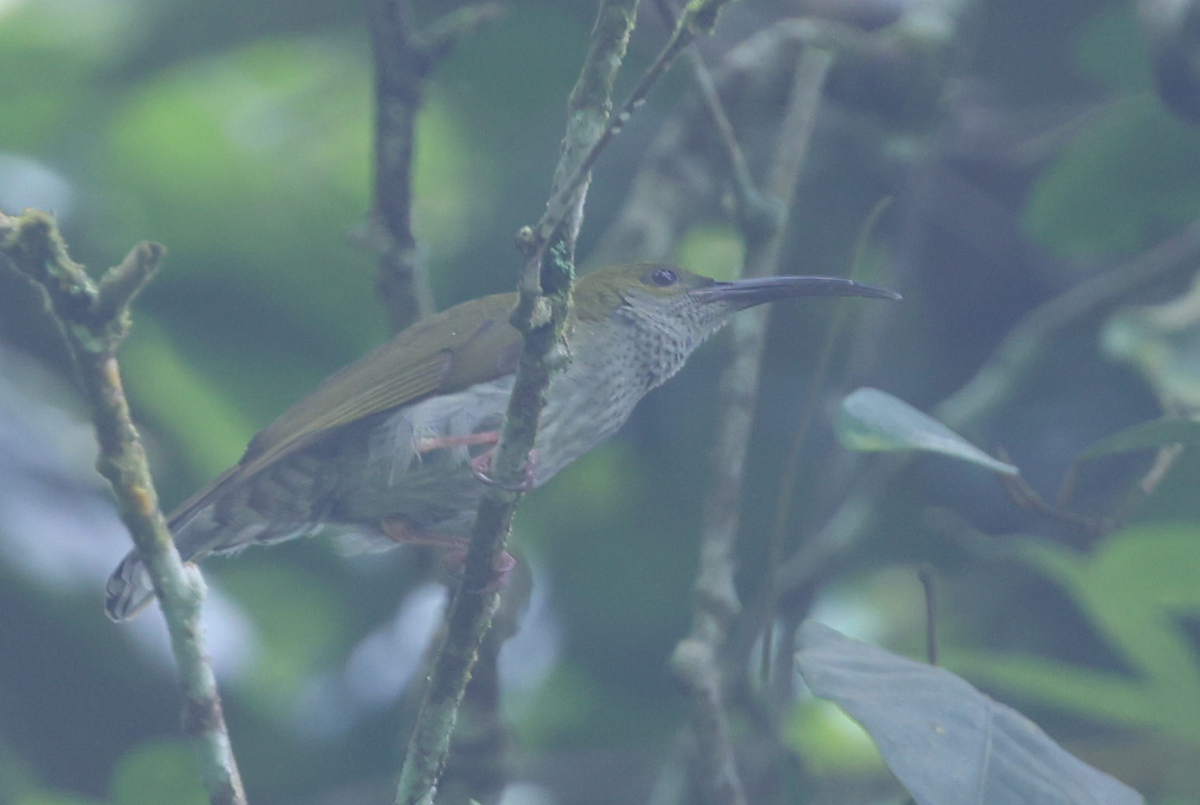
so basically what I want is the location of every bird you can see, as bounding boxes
[105,263,898,620]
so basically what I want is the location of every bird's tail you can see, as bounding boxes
[105,549,155,621]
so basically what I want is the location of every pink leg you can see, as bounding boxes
[380,515,514,591]
[413,429,537,491]
[416,430,501,453]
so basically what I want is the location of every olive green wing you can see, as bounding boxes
[168,292,523,527]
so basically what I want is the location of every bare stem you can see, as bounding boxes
[391,2,642,801]
[0,210,246,805]
[367,0,503,331]
[669,38,836,805]
[918,566,938,666]
[524,0,739,290]
[1115,442,1186,522]
[757,196,890,684]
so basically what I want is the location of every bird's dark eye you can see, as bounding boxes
[646,267,679,287]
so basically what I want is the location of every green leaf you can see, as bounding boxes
[796,622,1145,805]
[673,225,744,282]
[836,387,1018,474]
[1024,96,1200,258]
[15,794,98,805]
[960,524,1200,743]
[1078,418,1200,460]
[217,563,344,714]
[1071,4,1153,92]
[121,316,256,481]
[109,740,206,805]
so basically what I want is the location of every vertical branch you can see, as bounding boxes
[0,210,247,805]
[368,0,431,330]
[435,629,509,803]
[392,1,644,801]
[394,2,740,799]
[668,40,836,805]
[367,0,503,331]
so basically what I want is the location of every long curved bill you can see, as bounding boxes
[693,275,901,309]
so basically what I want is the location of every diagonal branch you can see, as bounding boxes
[0,209,246,805]
[935,215,1200,432]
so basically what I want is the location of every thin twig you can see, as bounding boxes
[758,197,891,685]
[1,210,246,805]
[918,566,938,666]
[392,2,645,801]
[367,0,503,331]
[936,215,1200,432]
[995,446,1108,535]
[523,0,739,290]
[588,19,832,268]
[650,0,770,238]
[1054,460,1081,511]
[670,38,837,805]
[1115,442,1185,522]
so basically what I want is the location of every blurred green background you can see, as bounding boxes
[2,0,1200,803]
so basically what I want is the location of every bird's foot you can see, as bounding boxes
[471,447,538,492]
[413,429,535,491]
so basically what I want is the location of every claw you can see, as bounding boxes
[471,447,538,492]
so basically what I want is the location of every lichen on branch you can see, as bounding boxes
[0,208,247,805]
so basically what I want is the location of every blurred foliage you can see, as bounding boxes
[1023,95,1200,258]
[952,523,1200,744]
[107,740,208,805]
[3,0,1200,803]
[1105,270,1200,407]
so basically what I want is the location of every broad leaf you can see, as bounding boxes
[796,622,1144,805]
[1024,96,1200,258]
[836,387,1018,474]
[954,524,1200,743]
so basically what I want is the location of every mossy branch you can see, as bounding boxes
[392,1,639,801]
[0,209,246,805]
[393,1,744,799]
